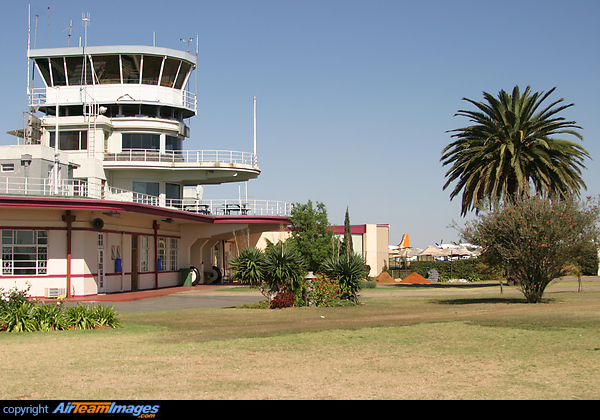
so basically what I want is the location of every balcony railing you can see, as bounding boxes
[0,177,289,217]
[103,149,258,167]
[28,86,197,113]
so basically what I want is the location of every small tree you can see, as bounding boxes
[343,207,352,258]
[288,200,335,271]
[460,195,599,303]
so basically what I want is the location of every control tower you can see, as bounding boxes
[26,42,260,207]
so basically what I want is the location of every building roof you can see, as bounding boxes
[0,195,290,226]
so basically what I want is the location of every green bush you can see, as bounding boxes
[360,280,377,289]
[31,302,68,331]
[1,301,37,332]
[305,273,342,307]
[409,258,493,281]
[320,253,367,303]
[0,285,121,332]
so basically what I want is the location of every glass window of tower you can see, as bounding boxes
[50,57,67,86]
[160,58,180,87]
[90,55,121,84]
[133,182,159,197]
[141,55,163,85]
[65,56,93,85]
[49,131,88,150]
[122,133,160,150]
[121,54,141,84]
[174,61,192,89]
[35,58,52,86]
[165,136,182,151]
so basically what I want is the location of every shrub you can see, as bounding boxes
[360,280,377,289]
[30,302,68,331]
[91,305,122,328]
[0,285,121,332]
[320,253,367,303]
[269,291,296,309]
[461,195,600,303]
[409,258,493,281]
[1,302,37,332]
[63,304,97,330]
[231,243,307,303]
[306,273,342,307]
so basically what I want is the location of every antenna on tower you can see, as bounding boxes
[63,19,72,47]
[180,37,193,52]
[253,96,257,156]
[82,12,90,47]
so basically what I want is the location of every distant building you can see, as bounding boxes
[254,224,390,278]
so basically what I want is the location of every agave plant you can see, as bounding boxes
[263,241,307,293]
[320,252,367,303]
[230,247,266,288]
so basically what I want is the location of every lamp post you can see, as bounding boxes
[304,271,316,306]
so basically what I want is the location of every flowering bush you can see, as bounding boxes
[0,284,31,312]
[269,291,296,309]
[306,273,342,307]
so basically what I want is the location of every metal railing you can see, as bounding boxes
[0,177,89,197]
[0,176,289,217]
[28,86,197,113]
[103,149,258,166]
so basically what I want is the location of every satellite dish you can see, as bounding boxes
[91,218,104,230]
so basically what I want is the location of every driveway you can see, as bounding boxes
[61,285,265,312]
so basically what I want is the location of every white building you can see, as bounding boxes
[0,18,289,298]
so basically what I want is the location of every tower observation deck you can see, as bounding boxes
[20,42,263,211]
[28,45,197,119]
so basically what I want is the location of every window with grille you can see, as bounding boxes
[1,230,48,275]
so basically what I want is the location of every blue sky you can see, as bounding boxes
[1,0,599,249]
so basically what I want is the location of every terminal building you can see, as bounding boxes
[1,19,289,298]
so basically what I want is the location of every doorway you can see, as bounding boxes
[97,249,106,293]
[131,234,139,291]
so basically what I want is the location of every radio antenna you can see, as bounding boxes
[63,19,72,47]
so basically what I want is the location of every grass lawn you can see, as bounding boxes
[1,280,599,400]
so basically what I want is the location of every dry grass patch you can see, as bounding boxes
[1,288,599,400]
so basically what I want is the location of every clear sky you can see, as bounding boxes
[1,0,599,249]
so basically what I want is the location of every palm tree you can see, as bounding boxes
[441,86,590,216]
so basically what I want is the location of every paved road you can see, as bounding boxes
[107,291,265,312]
[63,276,600,313]
[61,285,265,313]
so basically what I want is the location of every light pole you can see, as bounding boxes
[304,271,316,306]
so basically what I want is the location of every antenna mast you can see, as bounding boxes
[82,13,90,47]
[63,19,72,47]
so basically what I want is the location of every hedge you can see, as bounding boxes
[408,258,495,282]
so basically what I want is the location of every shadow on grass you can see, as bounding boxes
[381,282,503,289]
[434,296,556,305]
[435,297,526,305]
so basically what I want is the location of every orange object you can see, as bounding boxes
[399,234,410,248]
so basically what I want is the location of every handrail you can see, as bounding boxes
[0,176,289,216]
[28,86,197,112]
[103,149,258,166]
